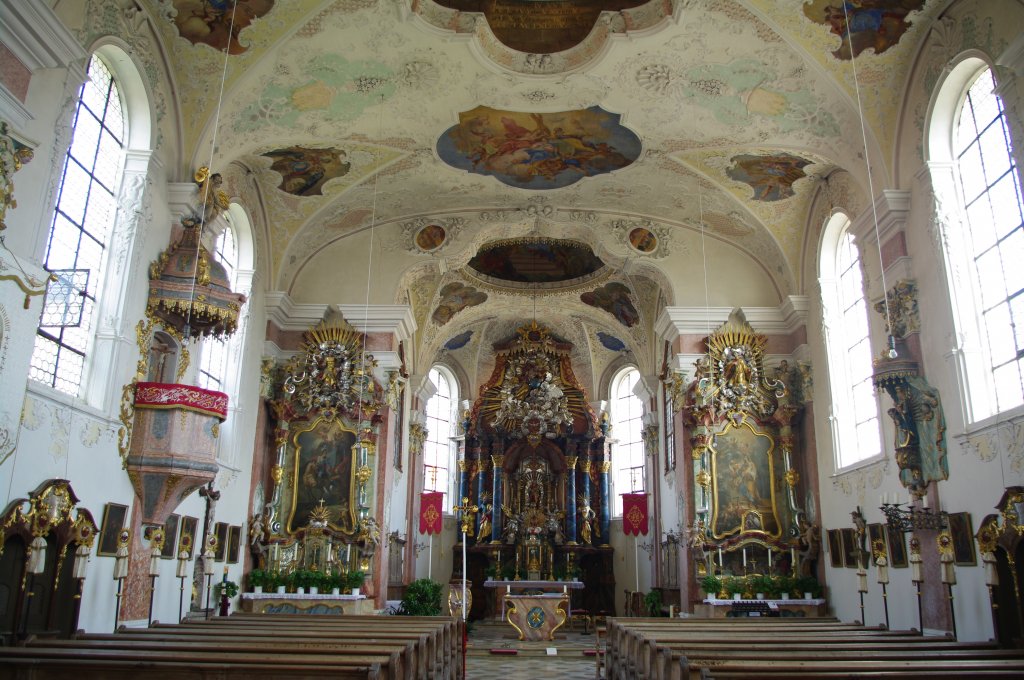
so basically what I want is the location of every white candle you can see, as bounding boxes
[718,548,723,566]
[922,495,929,509]
[742,549,747,567]
[767,550,772,568]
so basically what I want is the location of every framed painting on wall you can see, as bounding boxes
[160,513,180,559]
[708,419,781,539]
[227,525,241,564]
[179,516,198,558]
[97,503,128,557]
[947,512,977,566]
[214,522,228,561]
[867,523,886,562]
[827,529,843,568]
[887,525,908,568]
[288,417,358,535]
[840,528,860,568]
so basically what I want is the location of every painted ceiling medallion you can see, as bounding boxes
[802,0,925,60]
[168,0,275,54]
[263,146,350,197]
[432,0,647,53]
[628,227,657,253]
[415,224,447,252]
[726,153,812,202]
[437,106,641,189]
[467,238,605,285]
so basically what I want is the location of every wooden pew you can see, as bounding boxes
[695,657,1024,679]
[0,645,390,680]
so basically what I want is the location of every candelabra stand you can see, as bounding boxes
[112,528,130,633]
[982,550,999,643]
[856,557,868,626]
[873,540,890,630]
[938,532,957,639]
[909,538,923,634]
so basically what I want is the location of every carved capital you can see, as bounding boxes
[490,454,504,469]
[580,461,592,473]
[599,461,612,474]
[565,455,578,469]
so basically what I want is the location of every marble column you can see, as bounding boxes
[457,459,469,510]
[565,454,578,545]
[598,461,612,547]
[491,453,504,544]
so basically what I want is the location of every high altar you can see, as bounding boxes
[455,322,615,620]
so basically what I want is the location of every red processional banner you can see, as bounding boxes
[419,492,444,535]
[622,492,649,536]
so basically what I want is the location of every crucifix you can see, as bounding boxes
[452,497,478,622]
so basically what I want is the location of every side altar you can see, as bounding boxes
[454,323,615,621]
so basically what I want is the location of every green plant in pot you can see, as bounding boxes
[397,578,442,616]
[775,574,795,599]
[214,579,239,599]
[500,563,516,580]
[723,576,747,599]
[794,575,822,599]
[265,570,284,593]
[700,574,723,598]
[644,589,663,616]
[347,569,365,594]
[247,568,266,592]
[484,564,498,580]
[750,574,775,599]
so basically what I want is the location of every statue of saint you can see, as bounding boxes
[580,502,597,545]
[477,504,492,543]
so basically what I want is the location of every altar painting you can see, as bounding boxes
[709,420,780,539]
[287,418,357,534]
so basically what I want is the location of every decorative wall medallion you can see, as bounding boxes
[432,282,487,326]
[526,605,545,628]
[726,153,811,202]
[444,330,473,351]
[437,106,641,189]
[628,227,657,253]
[262,146,351,196]
[415,224,447,252]
[802,0,926,60]
[168,0,275,54]
[467,238,605,284]
[580,282,639,327]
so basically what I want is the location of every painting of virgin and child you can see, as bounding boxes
[288,419,358,534]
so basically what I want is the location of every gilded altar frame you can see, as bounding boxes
[287,416,359,535]
[709,417,782,540]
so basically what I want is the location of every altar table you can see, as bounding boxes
[240,592,374,615]
[504,593,569,641]
[694,597,827,618]
[484,579,584,622]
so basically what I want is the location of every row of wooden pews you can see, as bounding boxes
[0,612,462,680]
[606,617,1024,680]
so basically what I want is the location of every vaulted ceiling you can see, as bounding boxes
[113,0,943,381]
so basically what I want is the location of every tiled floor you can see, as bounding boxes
[465,620,601,679]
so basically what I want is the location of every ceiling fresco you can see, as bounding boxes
[436,106,642,189]
[77,0,1005,382]
[466,238,606,285]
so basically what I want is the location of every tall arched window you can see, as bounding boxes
[820,214,883,469]
[30,55,126,395]
[611,367,645,516]
[424,366,458,508]
[954,67,1023,413]
[198,225,237,392]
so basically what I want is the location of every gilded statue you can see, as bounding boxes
[477,504,493,543]
[580,502,597,545]
[191,166,230,226]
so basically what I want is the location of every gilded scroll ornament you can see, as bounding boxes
[0,122,33,233]
[874,280,920,338]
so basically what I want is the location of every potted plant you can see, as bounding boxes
[286,569,305,594]
[247,568,266,594]
[724,576,746,600]
[795,575,822,599]
[500,563,516,580]
[267,570,285,594]
[484,564,498,581]
[643,589,663,616]
[308,569,322,595]
[214,579,239,599]
[326,569,343,595]
[396,578,442,616]
[751,574,774,599]
[775,575,794,600]
[347,569,365,596]
[700,574,723,600]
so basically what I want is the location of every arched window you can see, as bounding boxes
[30,55,126,395]
[197,225,237,392]
[951,67,1023,415]
[424,366,458,508]
[820,214,883,469]
[611,367,645,516]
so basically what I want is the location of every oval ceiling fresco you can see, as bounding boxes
[467,238,606,285]
[436,105,642,189]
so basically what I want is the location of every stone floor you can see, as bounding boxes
[464,620,601,680]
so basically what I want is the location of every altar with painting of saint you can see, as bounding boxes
[453,322,615,625]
